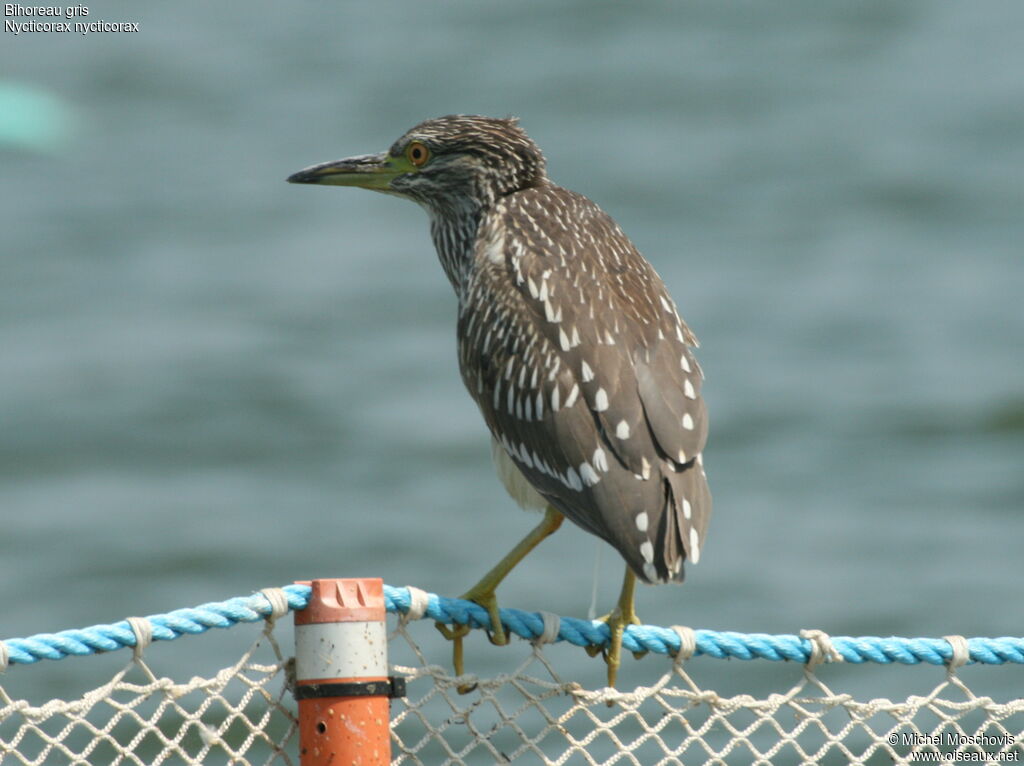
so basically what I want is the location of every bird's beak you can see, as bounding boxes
[286,152,401,191]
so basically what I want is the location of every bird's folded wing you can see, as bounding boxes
[456,185,710,579]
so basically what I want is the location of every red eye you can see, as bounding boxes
[407,141,430,167]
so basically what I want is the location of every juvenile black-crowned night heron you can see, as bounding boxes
[288,115,710,687]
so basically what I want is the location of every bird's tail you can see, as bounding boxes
[639,461,711,585]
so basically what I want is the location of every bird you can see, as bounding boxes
[287,115,710,688]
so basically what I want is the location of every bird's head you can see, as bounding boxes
[287,115,547,213]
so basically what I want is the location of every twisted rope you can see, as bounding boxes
[3,583,1022,668]
[1,585,310,667]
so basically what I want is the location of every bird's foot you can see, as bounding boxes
[435,588,506,694]
[433,507,563,694]
[459,585,508,646]
[585,605,641,690]
[435,621,477,694]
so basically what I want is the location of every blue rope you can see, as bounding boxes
[1,585,310,667]
[3,583,1023,668]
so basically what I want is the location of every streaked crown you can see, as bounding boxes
[388,115,548,209]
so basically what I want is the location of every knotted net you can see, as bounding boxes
[1,585,1022,765]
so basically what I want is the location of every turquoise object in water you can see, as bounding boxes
[0,82,73,151]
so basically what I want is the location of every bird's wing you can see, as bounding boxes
[457,185,710,583]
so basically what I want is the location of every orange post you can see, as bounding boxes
[294,578,398,766]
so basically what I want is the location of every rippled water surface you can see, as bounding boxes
[3,1,1022,706]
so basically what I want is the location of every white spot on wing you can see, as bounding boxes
[579,462,600,486]
[683,498,692,520]
[616,420,630,439]
[682,413,695,430]
[581,361,594,382]
[544,299,561,323]
[565,467,583,491]
[688,528,701,564]
[527,276,539,299]
[593,447,608,472]
[594,388,609,411]
[680,354,692,373]
[565,383,580,408]
[640,540,654,563]
[635,512,649,532]
[559,328,570,351]
[684,379,696,399]
[518,445,533,468]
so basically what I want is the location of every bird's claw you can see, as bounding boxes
[460,588,507,646]
[594,607,640,690]
[434,621,471,642]
[434,621,478,694]
[434,589,506,695]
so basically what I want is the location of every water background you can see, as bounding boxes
[3,0,1023,713]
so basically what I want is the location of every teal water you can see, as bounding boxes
[2,0,1023,714]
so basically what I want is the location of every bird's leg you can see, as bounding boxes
[436,506,563,690]
[585,565,639,689]
[454,506,564,645]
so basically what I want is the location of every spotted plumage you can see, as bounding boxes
[288,114,711,587]
[459,181,710,583]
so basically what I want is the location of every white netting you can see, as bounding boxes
[388,623,1024,765]
[0,624,297,766]
[3,617,1023,765]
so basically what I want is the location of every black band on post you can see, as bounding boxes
[294,676,406,700]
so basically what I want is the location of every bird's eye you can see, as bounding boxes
[406,141,430,167]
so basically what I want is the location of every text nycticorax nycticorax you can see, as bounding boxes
[288,115,710,687]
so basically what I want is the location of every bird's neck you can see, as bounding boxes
[427,199,486,296]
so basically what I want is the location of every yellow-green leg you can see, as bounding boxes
[586,565,640,689]
[437,506,563,691]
